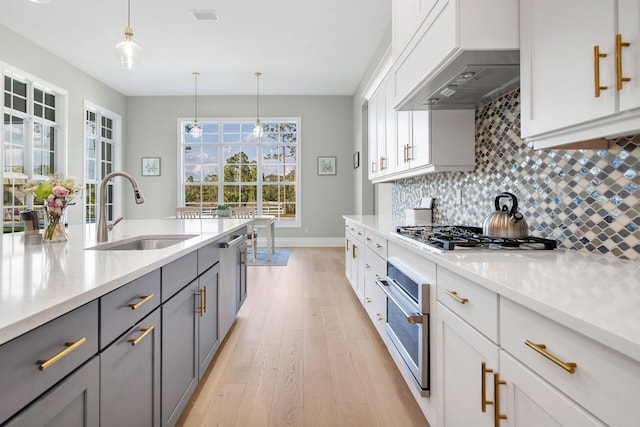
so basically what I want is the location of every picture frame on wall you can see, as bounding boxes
[353,151,360,169]
[317,156,337,175]
[141,157,161,176]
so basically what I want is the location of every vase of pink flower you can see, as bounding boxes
[25,174,82,242]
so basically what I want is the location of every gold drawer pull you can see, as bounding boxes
[524,340,577,373]
[375,243,382,248]
[196,290,204,316]
[616,34,631,90]
[38,337,87,370]
[128,326,155,346]
[445,289,468,304]
[594,45,608,97]
[202,286,207,314]
[364,263,371,269]
[366,237,372,241]
[128,293,154,310]
[494,373,507,426]
[481,362,494,412]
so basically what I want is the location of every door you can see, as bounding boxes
[198,265,220,380]
[500,351,605,427]
[4,357,99,427]
[619,0,640,111]
[101,309,161,427]
[520,0,616,137]
[162,280,199,427]
[438,303,499,427]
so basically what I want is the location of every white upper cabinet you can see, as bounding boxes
[521,0,640,148]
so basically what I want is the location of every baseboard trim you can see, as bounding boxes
[257,237,343,248]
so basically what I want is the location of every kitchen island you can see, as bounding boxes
[0,218,251,427]
[344,214,640,427]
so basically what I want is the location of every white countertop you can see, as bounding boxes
[344,215,640,362]
[0,218,251,346]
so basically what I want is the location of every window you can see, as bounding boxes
[2,68,66,233]
[179,118,300,226]
[83,103,121,224]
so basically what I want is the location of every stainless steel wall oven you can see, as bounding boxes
[376,257,430,397]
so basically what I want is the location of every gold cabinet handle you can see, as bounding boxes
[616,34,631,90]
[352,243,357,259]
[376,314,383,321]
[379,156,386,171]
[375,243,382,248]
[128,293,154,310]
[407,144,413,162]
[403,144,408,163]
[128,326,155,346]
[481,362,494,412]
[494,373,507,426]
[374,274,381,279]
[196,290,204,316]
[366,298,372,303]
[371,161,376,174]
[366,237,372,241]
[202,286,207,314]
[345,239,350,252]
[241,249,247,266]
[524,340,577,373]
[364,263,370,269]
[37,337,87,370]
[445,289,468,304]
[594,45,608,97]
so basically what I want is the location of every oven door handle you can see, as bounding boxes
[375,279,424,324]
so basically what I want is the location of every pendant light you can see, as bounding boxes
[187,72,203,138]
[252,72,263,140]
[115,0,142,70]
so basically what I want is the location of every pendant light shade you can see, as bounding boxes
[253,72,263,139]
[187,72,203,138]
[116,0,142,69]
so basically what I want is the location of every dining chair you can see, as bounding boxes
[230,207,258,261]
[175,207,200,219]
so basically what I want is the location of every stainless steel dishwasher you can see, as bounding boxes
[218,230,248,340]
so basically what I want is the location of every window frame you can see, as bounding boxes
[1,63,68,233]
[177,117,301,228]
[83,101,122,225]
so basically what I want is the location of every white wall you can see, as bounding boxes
[125,95,354,241]
[351,25,391,215]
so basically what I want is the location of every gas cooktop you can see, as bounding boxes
[395,225,558,251]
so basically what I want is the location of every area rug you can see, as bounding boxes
[247,248,291,266]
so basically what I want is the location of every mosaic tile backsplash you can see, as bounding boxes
[392,89,640,261]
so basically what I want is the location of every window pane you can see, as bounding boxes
[223,185,239,204]
[224,164,239,182]
[184,185,202,204]
[13,80,26,97]
[13,96,26,113]
[241,185,257,203]
[44,107,55,122]
[34,88,43,103]
[45,93,55,108]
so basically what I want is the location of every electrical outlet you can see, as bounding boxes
[455,189,462,204]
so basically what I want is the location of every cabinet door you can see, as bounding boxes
[367,93,378,179]
[162,280,199,427]
[499,351,605,427]
[383,74,397,174]
[4,357,99,427]
[198,264,220,380]
[520,0,616,137]
[375,84,387,175]
[101,309,161,427]
[395,110,412,172]
[237,246,248,311]
[438,303,498,427]
[393,0,421,59]
[408,111,431,168]
[619,0,640,111]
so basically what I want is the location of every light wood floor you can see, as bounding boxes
[177,247,429,427]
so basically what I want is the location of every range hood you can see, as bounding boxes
[397,50,520,111]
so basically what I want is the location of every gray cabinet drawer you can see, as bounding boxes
[162,252,198,302]
[100,269,161,349]
[0,300,99,425]
[197,240,220,275]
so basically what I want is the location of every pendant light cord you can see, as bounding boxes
[127,0,131,27]
[193,72,199,123]
[255,72,261,121]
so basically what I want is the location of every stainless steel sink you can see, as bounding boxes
[87,235,198,251]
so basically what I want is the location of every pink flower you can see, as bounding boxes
[52,185,70,197]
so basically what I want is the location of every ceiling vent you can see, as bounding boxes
[190,10,219,21]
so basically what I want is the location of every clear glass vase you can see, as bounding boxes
[42,204,68,243]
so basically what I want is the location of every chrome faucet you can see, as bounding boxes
[97,171,145,242]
